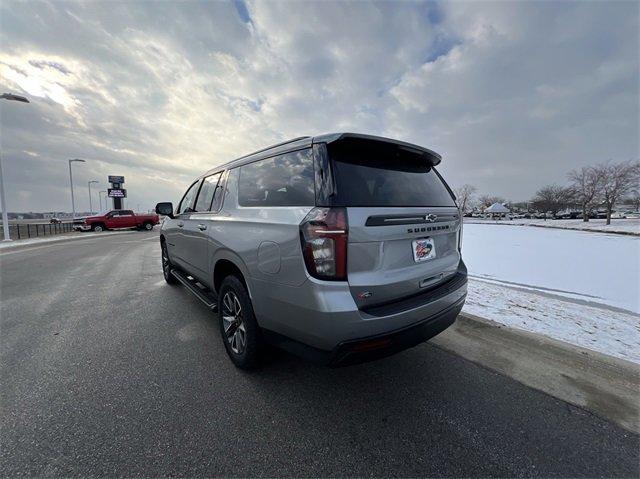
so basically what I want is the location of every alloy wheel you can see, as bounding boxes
[221,291,246,354]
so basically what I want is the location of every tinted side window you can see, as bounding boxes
[194,173,221,212]
[177,181,200,214]
[121,210,134,216]
[211,171,228,212]
[238,149,315,207]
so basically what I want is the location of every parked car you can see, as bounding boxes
[73,209,159,232]
[49,217,62,224]
[554,210,581,220]
[156,133,467,369]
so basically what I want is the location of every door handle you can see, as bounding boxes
[197,224,207,231]
[177,222,184,228]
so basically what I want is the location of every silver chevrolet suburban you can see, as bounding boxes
[156,133,467,369]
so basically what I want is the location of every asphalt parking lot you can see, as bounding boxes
[1,231,638,477]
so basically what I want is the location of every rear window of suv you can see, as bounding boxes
[327,140,455,207]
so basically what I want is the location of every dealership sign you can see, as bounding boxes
[108,175,125,184]
[108,188,127,198]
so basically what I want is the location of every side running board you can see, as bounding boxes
[171,269,218,312]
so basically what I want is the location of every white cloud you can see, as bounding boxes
[0,0,637,212]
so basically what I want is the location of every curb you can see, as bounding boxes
[432,313,640,434]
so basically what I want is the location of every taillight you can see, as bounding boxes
[300,207,348,281]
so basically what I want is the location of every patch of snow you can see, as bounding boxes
[465,217,640,235]
[461,223,640,363]
[463,279,640,364]
[463,223,639,314]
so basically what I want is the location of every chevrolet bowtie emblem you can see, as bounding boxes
[425,214,438,223]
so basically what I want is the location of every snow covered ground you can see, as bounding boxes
[462,223,640,363]
[465,217,640,235]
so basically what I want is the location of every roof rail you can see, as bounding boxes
[235,136,311,162]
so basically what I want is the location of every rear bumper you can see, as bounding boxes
[329,296,463,366]
[263,295,464,367]
[255,260,467,364]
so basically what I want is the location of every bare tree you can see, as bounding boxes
[478,195,506,210]
[626,175,640,212]
[595,160,640,225]
[567,166,603,222]
[531,185,574,217]
[454,184,476,213]
[625,191,640,212]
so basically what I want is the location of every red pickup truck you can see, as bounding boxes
[73,210,160,232]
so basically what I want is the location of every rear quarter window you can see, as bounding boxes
[238,149,315,207]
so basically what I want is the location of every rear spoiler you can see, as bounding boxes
[313,132,442,166]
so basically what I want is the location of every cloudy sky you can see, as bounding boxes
[1,0,638,212]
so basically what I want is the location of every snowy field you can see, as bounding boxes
[462,223,640,363]
[465,217,640,235]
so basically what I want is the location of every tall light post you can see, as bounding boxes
[88,180,99,215]
[99,190,107,212]
[0,92,30,242]
[68,159,85,219]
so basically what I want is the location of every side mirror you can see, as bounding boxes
[155,202,174,218]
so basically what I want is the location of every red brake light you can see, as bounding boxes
[300,207,348,281]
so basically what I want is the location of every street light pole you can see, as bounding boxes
[0,92,30,242]
[88,180,98,215]
[0,151,11,242]
[99,190,107,212]
[68,159,85,219]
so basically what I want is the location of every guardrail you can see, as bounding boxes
[0,222,76,240]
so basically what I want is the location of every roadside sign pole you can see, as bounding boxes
[108,176,126,210]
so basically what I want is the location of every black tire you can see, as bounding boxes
[217,275,263,369]
[161,241,179,285]
[91,223,104,232]
[143,222,153,231]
